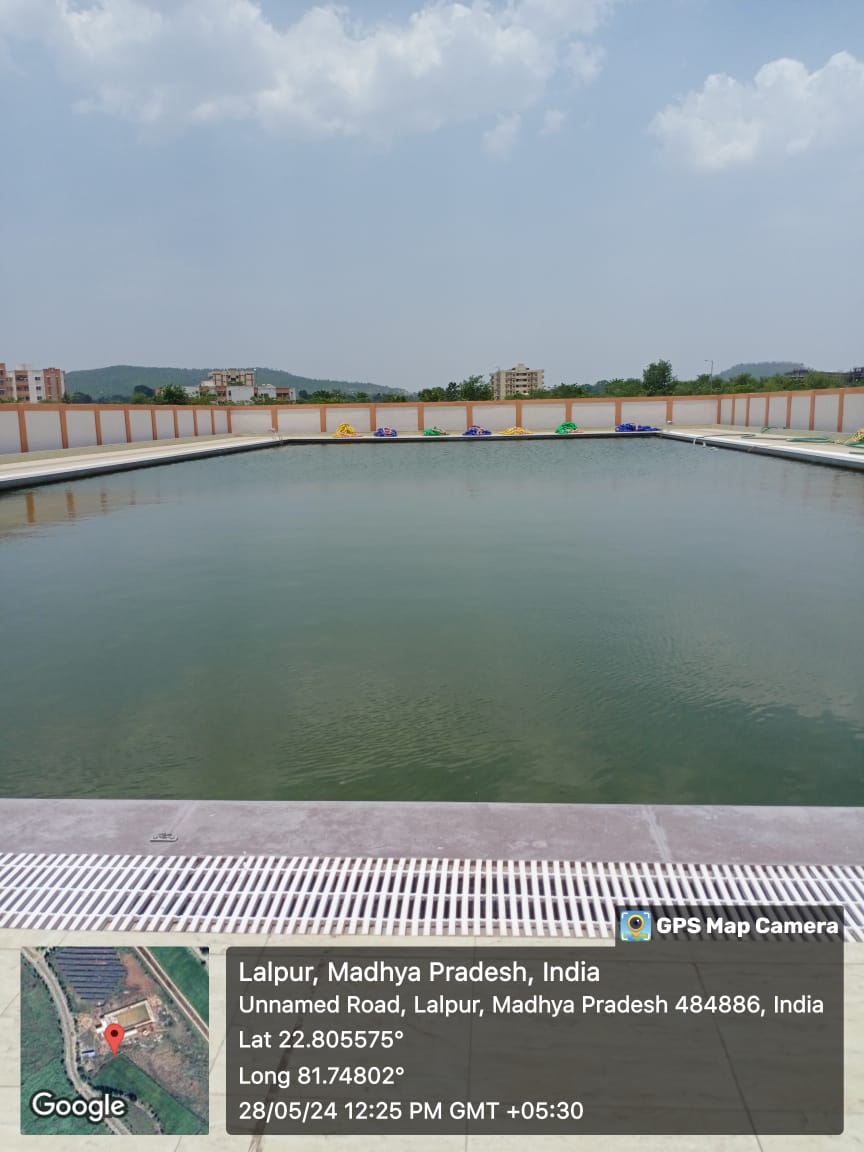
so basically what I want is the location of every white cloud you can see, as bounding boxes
[0,0,617,144]
[566,40,604,83]
[483,110,521,156]
[540,107,566,134]
[651,51,864,171]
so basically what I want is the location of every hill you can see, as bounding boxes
[716,361,804,381]
[65,365,405,400]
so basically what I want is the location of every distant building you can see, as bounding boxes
[0,363,66,402]
[784,367,860,383]
[183,368,296,404]
[210,368,256,393]
[490,363,544,401]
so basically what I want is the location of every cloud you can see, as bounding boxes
[540,108,566,134]
[651,51,864,171]
[566,40,604,83]
[483,111,521,156]
[0,0,617,144]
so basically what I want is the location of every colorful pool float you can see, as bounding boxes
[501,427,532,436]
[333,423,362,438]
[463,426,492,436]
[555,422,580,435]
[374,427,398,437]
[423,427,448,436]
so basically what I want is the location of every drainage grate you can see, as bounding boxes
[0,854,862,939]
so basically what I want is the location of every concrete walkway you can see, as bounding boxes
[1,799,861,864]
[0,433,282,491]
[664,426,864,470]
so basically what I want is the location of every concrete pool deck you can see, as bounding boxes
[0,800,861,864]
[664,426,864,470]
[0,433,282,491]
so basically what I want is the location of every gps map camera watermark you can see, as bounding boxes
[619,910,653,942]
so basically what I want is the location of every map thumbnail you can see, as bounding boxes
[21,946,209,1135]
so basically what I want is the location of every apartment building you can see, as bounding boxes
[0,363,66,402]
[490,363,545,401]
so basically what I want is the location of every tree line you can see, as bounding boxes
[420,362,854,401]
[7,362,857,406]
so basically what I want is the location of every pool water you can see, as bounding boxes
[1,439,862,804]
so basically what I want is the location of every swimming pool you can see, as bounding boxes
[1,438,861,804]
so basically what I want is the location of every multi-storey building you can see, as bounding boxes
[0,363,66,402]
[490,363,545,401]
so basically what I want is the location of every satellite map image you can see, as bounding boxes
[20,945,209,1135]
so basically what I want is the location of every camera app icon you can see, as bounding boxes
[619,909,652,942]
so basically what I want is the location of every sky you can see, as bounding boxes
[1,0,863,390]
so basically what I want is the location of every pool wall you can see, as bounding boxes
[2,388,862,454]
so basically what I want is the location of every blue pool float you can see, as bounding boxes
[463,425,492,436]
[374,427,398,437]
[616,423,659,432]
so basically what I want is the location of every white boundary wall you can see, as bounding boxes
[1,390,861,454]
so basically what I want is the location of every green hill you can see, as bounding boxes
[716,361,804,381]
[65,365,405,400]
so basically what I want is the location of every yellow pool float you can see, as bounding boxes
[333,423,361,438]
[501,427,532,436]
[846,428,864,445]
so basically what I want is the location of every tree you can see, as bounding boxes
[642,360,675,396]
[545,382,588,398]
[418,387,448,401]
[355,391,370,403]
[605,378,643,397]
[459,375,493,401]
[678,373,714,395]
[804,372,839,390]
[156,384,189,404]
[133,385,155,398]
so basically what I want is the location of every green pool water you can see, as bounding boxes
[1,439,862,804]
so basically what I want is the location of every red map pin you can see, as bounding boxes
[104,1023,125,1057]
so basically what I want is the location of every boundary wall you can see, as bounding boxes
[1,388,862,455]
